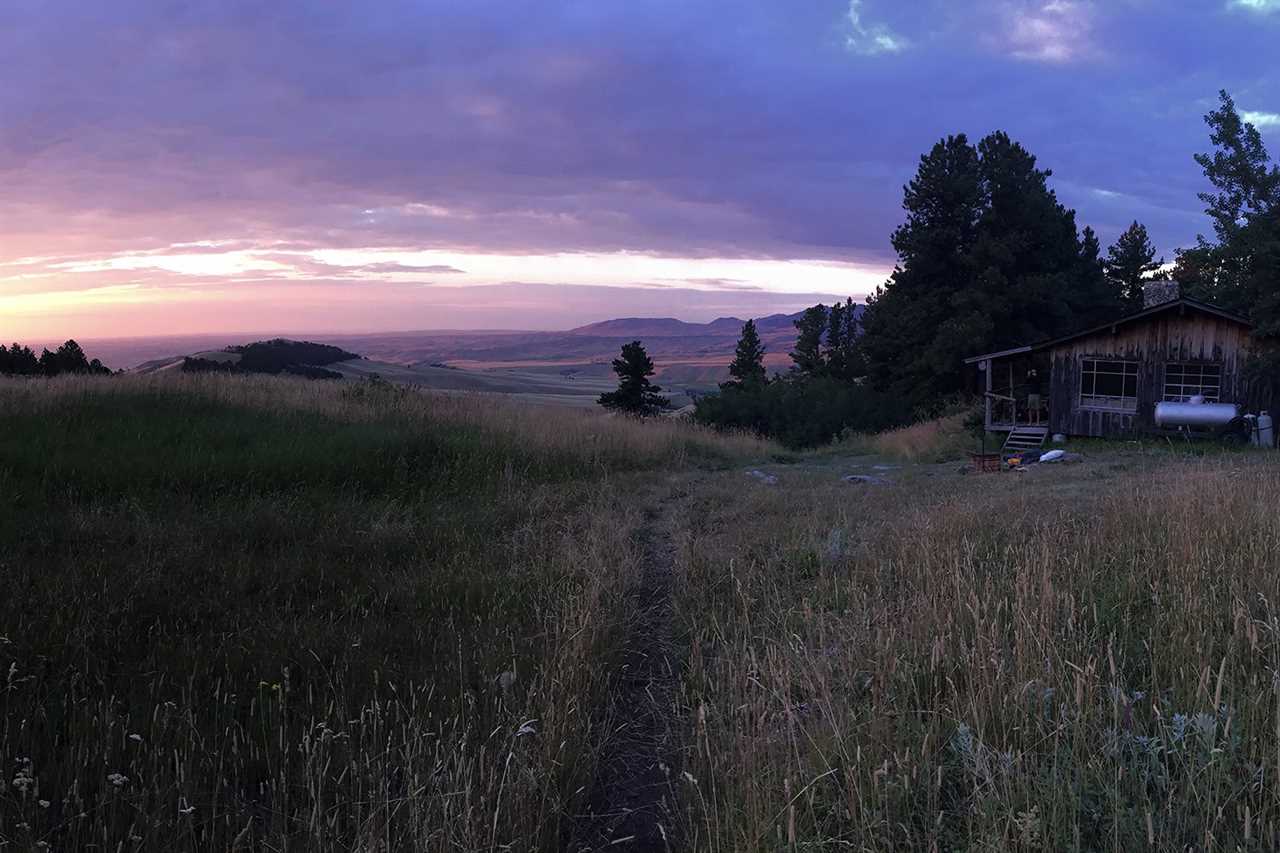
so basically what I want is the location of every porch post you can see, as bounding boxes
[985,360,992,430]
[1008,362,1015,423]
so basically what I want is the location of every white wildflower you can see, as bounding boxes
[128,733,143,743]
[107,772,129,788]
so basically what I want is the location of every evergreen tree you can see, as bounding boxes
[1075,225,1124,323]
[861,131,1121,410]
[789,304,828,376]
[1105,221,1163,312]
[0,343,40,375]
[724,319,767,389]
[824,301,847,378]
[38,339,108,376]
[824,298,865,382]
[860,135,984,404]
[1175,90,1280,316]
[597,340,670,416]
[1174,91,1280,404]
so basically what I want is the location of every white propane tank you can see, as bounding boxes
[1259,411,1275,448]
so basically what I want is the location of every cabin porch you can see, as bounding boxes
[969,348,1052,433]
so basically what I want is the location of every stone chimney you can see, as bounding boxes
[1142,280,1180,310]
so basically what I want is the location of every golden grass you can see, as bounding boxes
[669,456,1280,850]
[842,412,974,462]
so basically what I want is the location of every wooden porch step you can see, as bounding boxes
[1002,426,1049,454]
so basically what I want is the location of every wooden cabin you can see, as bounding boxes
[965,284,1256,439]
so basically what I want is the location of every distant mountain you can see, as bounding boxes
[568,316,752,337]
[124,305,865,390]
[563,310,844,338]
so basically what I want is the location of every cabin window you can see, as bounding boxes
[1163,363,1222,402]
[1079,359,1138,411]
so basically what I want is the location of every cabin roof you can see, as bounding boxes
[962,297,1253,365]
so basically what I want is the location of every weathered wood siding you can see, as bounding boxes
[1048,312,1253,437]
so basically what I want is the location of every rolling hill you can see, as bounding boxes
[123,307,863,406]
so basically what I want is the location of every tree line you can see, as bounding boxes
[601,90,1277,447]
[182,339,360,379]
[0,340,111,377]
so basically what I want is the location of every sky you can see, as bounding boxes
[2,1,1279,339]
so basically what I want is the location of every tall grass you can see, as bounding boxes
[0,373,769,851]
[670,458,1280,850]
[841,413,975,462]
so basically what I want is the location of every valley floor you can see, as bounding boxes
[4,373,1280,851]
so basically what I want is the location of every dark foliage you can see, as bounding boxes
[180,356,237,374]
[825,297,865,383]
[1174,92,1280,406]
[1105,221,1164,312]
[597,340,670,416]
[789,305,828,376]
[181,339,357,379]
[182,356,344,380]
[694,376,908,449]
[723,319,767,390]
[1175,91,1280,317]
[0,343,40,375]
[0,339,110,377]
[859,131,1123,413]
[697,301,890,448]
[232,339,360,372]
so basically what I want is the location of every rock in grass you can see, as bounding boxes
[746,469,778,485]
[843,474,889,486]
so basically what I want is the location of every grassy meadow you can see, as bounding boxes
[5,373,1280,851]
[0,373,766,851]
[670,455,1280,851]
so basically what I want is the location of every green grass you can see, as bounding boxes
[0,374,770,851]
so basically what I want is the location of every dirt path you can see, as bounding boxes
[571,480,685,852]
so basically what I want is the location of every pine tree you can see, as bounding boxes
[861,131,1121,410]
[1105,221,1163,312]
[1175,90,1280,316]
[1076,226,1124,323]
[860,135,984,404]
[790,305,828,376]
[724,319,767,389]
[597,340,670,416]
[824,301,847,378]
[1174,91,1280,404]
[828,297,865,382]
[0,343,39,376]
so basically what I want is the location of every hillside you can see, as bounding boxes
[5,372,1280,849]
[0,372,771,851]
[122,309,862,403]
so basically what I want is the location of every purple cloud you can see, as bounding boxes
[1,0,1278,312]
